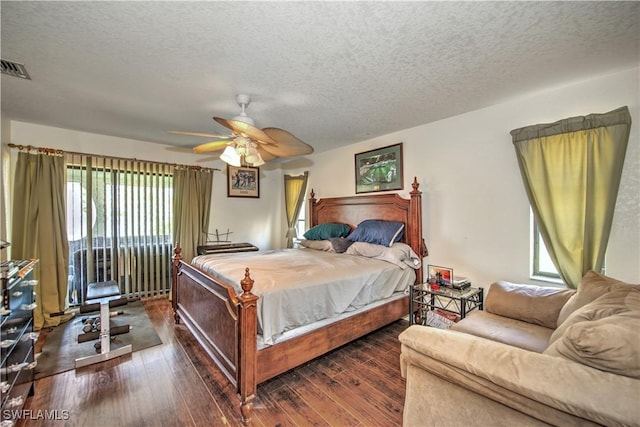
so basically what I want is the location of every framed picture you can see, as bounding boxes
[355,142,403,194]
[227,165,260,198]
[427,265,453,285]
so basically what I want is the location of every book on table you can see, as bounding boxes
[451,276,471,290]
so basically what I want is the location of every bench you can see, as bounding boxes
[74,281,132,368]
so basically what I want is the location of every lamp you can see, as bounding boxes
[220,145,242,167]
[219,137,265,167]
[244,143,265,166]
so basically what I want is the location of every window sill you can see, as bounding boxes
[530,274,565,287]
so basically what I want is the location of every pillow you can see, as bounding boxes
[330,237,354,254]
[303,223,351,241]
[346,219,404,247]
[544,309,640,379]
[549,287,639,344]
[484,281,575,329]
[557,270,638,326]
[345,241,421,269]
[299,239,333,251]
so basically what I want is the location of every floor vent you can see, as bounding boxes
[1,59,31,80]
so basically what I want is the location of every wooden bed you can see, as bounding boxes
[172,178,425,424]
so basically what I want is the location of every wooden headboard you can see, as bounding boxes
[308,177,424,283]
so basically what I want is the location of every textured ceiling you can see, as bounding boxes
[1,1,638,156]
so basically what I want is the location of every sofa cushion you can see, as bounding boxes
[549,288,638,345]
[484,281,575,329]
[451,311,554,353]
[544,307,640,379]
[557,270,638,326]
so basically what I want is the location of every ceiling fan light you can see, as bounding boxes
[247,152,265,167]
[244,142,265,166]
[251,153,264,167]
[220,145,242,167]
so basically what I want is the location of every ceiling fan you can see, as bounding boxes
[168,94,314,167]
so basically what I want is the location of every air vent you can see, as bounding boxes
[1,59,31,80]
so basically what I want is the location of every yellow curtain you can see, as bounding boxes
[172,167,213,262]
[11,152,71,329]
[511,106,631,288]
[284,172,309,248]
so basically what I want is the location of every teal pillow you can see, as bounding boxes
[303,223,351,240]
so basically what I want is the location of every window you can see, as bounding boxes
[66,156,173,305]
[531,215,606,282]
[295,202,306,241]
[284,172,309,248]
[531,218,560,280]
[513,107,630,287]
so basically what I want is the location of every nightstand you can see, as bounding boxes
[409,283,483,326]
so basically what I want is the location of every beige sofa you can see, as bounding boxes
[399,271,640,427]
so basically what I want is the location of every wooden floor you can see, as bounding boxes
[18,297,410,427]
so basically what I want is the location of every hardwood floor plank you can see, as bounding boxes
[18,298,409,427]
[283,370,361,427]
[252,380,298,427]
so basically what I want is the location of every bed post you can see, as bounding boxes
[308,189,317,226]
[237,268,258,425]
[409,177,424,284]
[172,243,183,324]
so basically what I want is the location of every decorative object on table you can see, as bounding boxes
[426,265,471,289]
[451,276,471,290]
[427,265,453,285]
[168,94,313,167]
[354,142,403,193]
[227,165,260,198]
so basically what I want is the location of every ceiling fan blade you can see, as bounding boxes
[213,117,277,145]
[195,156,219,163]
[165,146,197,153]
[260,127,314,157]
[193,140,230,154]
[168,130,233,139]
[256,145,278,163]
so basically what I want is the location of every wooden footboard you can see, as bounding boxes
[172,249,258,423]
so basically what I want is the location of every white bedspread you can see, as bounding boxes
[192,248,415,345]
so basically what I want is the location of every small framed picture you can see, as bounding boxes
[427,265,453,285]
[227,165,260,198]
[354,142,403,194]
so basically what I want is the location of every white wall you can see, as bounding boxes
[4,122,284,250]
[4,67,639,286]
[287,67,640,285]
[0,119,11,260]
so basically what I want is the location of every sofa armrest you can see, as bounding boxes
[485,281,575,329]
[399,325,640,427]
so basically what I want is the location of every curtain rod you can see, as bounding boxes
[6,143,221,171]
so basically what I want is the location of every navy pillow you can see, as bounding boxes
[303,223,351,240]
[346,220,405,247]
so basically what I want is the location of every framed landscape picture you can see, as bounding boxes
[355,142,403,194]
[227,165,260,198]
